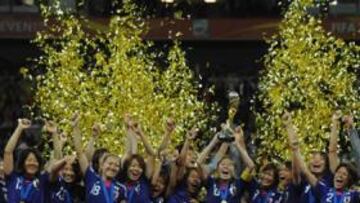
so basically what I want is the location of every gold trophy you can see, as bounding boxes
[217,91,240,142]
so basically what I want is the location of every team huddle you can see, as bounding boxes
[0,111,359,203]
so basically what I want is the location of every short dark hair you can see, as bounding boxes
[260,163,279,188]
[91,148,109,173]
[119,154,146,182]
[159,168,170,186]
[184,166,204,196]
[282,161,292,170]
[310,151,330,174]
[70,159,82,183]
[15,148,43,176]
[335,163,358,188]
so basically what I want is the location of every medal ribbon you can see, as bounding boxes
[20,177,33,201]
[219,184,229,202]
[61,177,72,203]
[308,187,315,203]
[333,190,344,203]
[65,189,72,203]
[100,180,115,203]
[127,184,138,203]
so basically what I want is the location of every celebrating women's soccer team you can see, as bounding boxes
[0,111,359,203]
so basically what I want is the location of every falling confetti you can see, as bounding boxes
[24,0,218,156]
[254,0,359,161]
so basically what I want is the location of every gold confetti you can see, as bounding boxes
[255,0,359,161]
[24,0,218,156]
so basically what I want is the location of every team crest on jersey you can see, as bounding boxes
[15,177,40,191]
[252,189,280,203]
[213,183,236,197]
[344,195,351,203]
[151,197,164,203]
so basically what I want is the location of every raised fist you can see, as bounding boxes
[18,118,31,129]
[166,118,176,133]
[44,121,57,134]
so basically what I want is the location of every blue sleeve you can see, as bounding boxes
[351,190,360,202]
[85,166,96,184]
[5,171,17,184]
[40,172,49,184]
[286,183,303,201]
[321,171,334,188]
[245,178,259,197]
[205,176,215,189]
[313,181,329,198]
[235,178,246,193]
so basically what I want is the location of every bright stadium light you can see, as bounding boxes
[204,0,217,3]
[161,0,174,3]
[330,0,337,6]
[22,0,35,5]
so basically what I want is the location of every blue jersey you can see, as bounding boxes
[150,196,165,203]
[247,179,283,203]
[85,167,127,203]
[124,177,151,203]
[315,181,360,203]
[281,183,304,203]
[0,178,7,203]
[5,171,48,203]
[205,177,246,203]
[167,184,190,203]
[47,177,85,203]
[298,172,334,203]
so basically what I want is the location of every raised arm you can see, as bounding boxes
[197,134,220,165]
[283,112,318,187]
[212,142,229,167]
[328,111,341,173]
[166,128,197,196]
[4,119,31,175]
[177,127,197,171]
[85,123,101,161]
[197,133,222,178]
[71,114,89,175]
[158,118,176,153]
[132,121,156,178]
[282,112,302,184]
[233,126,255,171]
[122,114,138,166]
[44,121,63,160]
[151,151,164,186]
[133,122,156,157]
[294,148,318,187]
[151,119,175,193]
[48,156,68,181]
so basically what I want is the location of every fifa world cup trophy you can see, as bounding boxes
[217,91,240,142]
